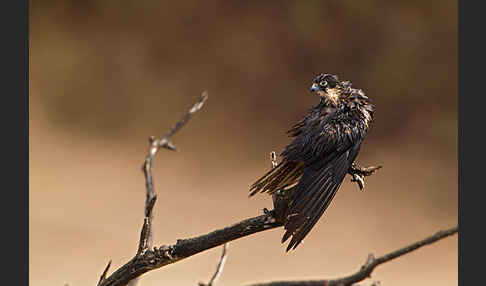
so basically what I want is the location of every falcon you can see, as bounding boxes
[250,73,375,251]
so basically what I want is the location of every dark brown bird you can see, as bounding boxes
[249,73,374,251]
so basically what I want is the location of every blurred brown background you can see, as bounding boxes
[30,1,457,285]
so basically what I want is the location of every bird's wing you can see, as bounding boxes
[281,117,365,251]
[250,106,338,197]
[282,142,361,251]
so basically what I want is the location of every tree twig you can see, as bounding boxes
[138,91,209,256]
[269,151,287,220]
[199,243,229,286]
[246,225,458,286]
[97,92,208,286]
[97,260,112,286]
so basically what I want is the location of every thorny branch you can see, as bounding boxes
[246,225,458,286]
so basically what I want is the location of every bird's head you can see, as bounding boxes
[310,73,344,107]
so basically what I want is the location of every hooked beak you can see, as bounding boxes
[310,83,319,92]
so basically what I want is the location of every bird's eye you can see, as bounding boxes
[319,81,327,87]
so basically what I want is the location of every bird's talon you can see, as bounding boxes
[352,174,365,191]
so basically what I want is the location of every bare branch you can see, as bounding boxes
[116,92,207,286]
[199,243,229,286]
[97,260,112,286]
[138,91,208,258]
[269,151,285,218]
[97,91,283,286]
[100,213,282,286]
[246,225,458,286]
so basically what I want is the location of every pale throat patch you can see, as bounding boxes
[317,88,340,105]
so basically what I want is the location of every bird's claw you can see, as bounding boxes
[351,173,365,191]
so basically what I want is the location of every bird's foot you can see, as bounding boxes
[351,173,365,191]
[348,163,382,191]
[350,163,382,176]
[270,190,293,223]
